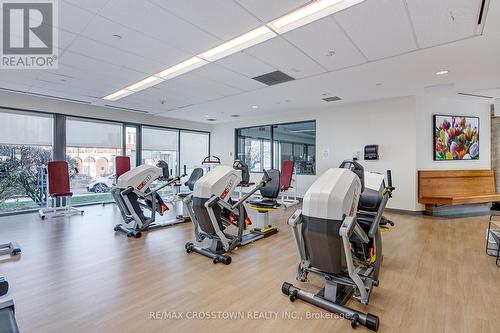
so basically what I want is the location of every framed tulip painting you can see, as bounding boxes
[434,115,479,160]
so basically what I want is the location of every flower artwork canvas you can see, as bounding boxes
[434,115,479,160]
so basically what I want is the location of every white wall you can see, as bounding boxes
[211,96,418,211]
[416,95,491,170]
[415,95,491,210]
[0,91,211,132]
[211,95,492,212]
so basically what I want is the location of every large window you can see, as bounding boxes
[180,131,209,175]
[236,121,316,175]
[0,110,53,213]
[0,108,210,215]
[66,118,122,203]
[142,127,178,175]
[125,125,138,168]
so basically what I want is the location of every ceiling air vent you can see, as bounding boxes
[252,71,295,86]
[104,105,149,114]
[322,96,342,102]
[0,88,92,104]
[457,93,493,99]
[475,0,490,35]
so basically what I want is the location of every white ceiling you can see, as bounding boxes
[0,0,498,123]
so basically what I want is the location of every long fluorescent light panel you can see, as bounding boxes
[102,0,365,101]
[199,26,276,62]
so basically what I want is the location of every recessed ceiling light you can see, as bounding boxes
[206,118,217,122]
[251,105,258,109]
[230,114,241,118]
[435,70,449,76]
[112,34,122,39]
[376,82,383,86]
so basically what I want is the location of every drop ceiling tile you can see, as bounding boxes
[405,0,483,48]
[99,0,221,54]
[174,72,243,99]
[59,30,78,50]
[216,51,276,77]
[235,0,310,22]
[80,16,191,66]
[58,1,96,34]
[150,0,262,40]
[244,37,326,78]
[334,0,418,60]
[58,51,148,91]
[0,81,32,93]
[282,16,367,71]
[28,85,98,103]
[63,0,111,13]
[30,80,104,98]
[36,69,116,96]
[121,90,188,110]
[194,63,266,91]
[67,37,168,74]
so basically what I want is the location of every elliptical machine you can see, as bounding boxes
[282,160,394,331]
[112,161,182,238]
[184,160,279,264]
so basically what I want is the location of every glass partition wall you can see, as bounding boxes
[236,121,316,175]
[0,109,210,215]
[236,126,272,172]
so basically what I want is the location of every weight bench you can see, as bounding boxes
[39,161,84,220]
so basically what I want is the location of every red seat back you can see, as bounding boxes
[280,160,294,192]
[48,161,71,196]
[116,156,131,179]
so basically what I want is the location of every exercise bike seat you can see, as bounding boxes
[358,188,382,212]
[248,169,281,210]
[178,168,204,199]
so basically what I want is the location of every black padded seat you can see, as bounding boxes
[177,168,204,199]
[358,188,383,212]
[248,169,281,209]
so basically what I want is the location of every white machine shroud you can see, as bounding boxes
[363,171,385,192]
[193,165,242,201]
[116,164,162,193]
[302,168,361,220]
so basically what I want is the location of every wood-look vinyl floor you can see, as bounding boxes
[0,204,499,333]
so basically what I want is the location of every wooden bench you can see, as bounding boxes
[418,170,500,216]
